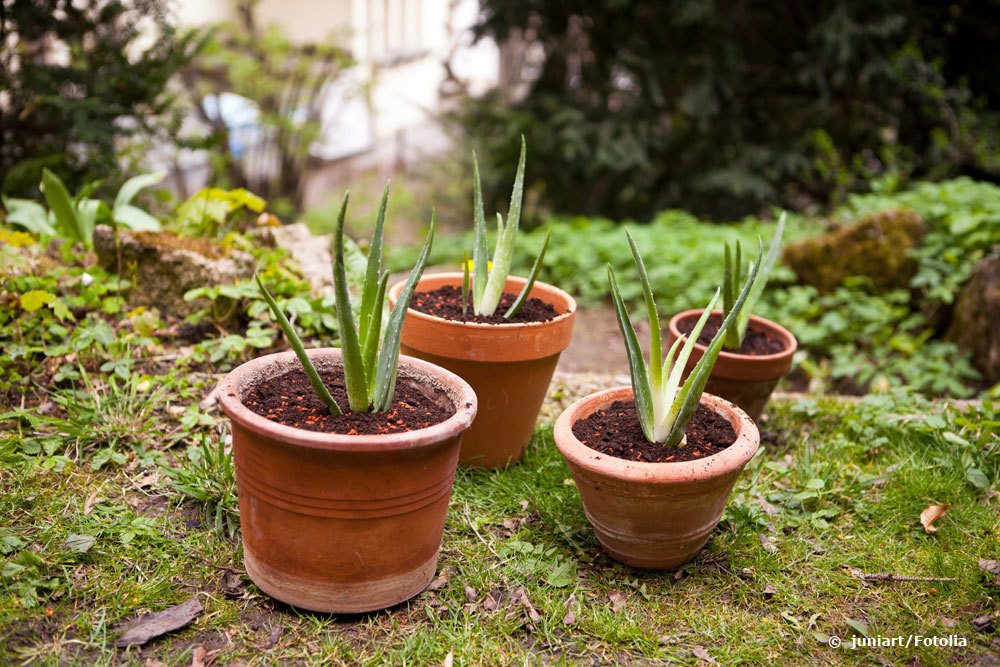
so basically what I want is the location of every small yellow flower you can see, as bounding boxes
[464,259,492,272]
[0,229,35,247]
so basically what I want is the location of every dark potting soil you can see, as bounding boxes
[572,400,737,463]
[409,284,558,324]
[243,367,455,435]
[677,313,786,356]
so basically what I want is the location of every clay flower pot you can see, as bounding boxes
[219,348,477,613]
[554,387,759,569]
[389,272,576,468]
[666,310,797,421]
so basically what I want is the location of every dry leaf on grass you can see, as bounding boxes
[920,504,949,532]
[691,646,716,663]
[978,558,1000,574]
[512,588,541,622]
[608,590,626,613]
[562,593,577,626]
[759,534,778,554]
[190,645,206,667]
[442,649,454,667]
[464,585,477,603]
[116,596,203,647]
[427,570,450,591]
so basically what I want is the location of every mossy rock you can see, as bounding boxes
[783,209,926,292]
[93,226,252,318]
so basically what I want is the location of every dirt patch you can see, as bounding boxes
[243,367,455,435]
[572,399,737,462]
[410,285,558,324]
[677,313,786,356]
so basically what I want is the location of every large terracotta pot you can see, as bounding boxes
[219,348,477,613]
[666,310,797,421]
[388,272,576,468]
[554,386,759,569]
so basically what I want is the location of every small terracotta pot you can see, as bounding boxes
[554,387,759,569]
[219,348,477,613]
[666,310,797,421]
[388,273,576,468]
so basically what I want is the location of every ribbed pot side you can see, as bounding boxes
[219,348,477,614]
[666,310,797,421]
[554,387,760,569]
[389,273,576,469]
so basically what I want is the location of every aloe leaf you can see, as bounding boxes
[462,251,471,318]
[663,243,764,446]
[722,241,741,350]
[40,169,82,244]
[504,229,549,319]
[471,151,489,306]
[372,213,436,411]
[255,274,342,417]
[359,182,389,351]
[479,136,527,315]
[332,192,369,412]
[362,271,388,401]
[737,212,786,340]
[609,265,654,442]
[626,229,661,390]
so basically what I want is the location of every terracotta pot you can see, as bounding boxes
[666,310,797,421]
[219,348,477,613]
[388,273,576,468]
[554,387,759,569]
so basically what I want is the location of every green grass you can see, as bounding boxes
[1,390,996,665]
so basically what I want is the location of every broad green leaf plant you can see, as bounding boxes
[256,185,434,416]
[469,137,551,318]
[3,169,164,246]
[609,231,763,445]
[721,212,786,350]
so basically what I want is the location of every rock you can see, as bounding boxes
[783,209,926,292]
[93,226,253,318]
[270,223,332,295]
[946,253,1000,383]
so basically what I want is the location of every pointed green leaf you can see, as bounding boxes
[504,229,550,318]
[332,192,369,411]
[461,251,471,318]
[362,271,388,401]
[609,265,654,441]
[471,151,489,305]
[626,228,661,389]
[479,137,527,315]
[114,204,160,231]
[256,274,342,416]
[373,214,436,411]
[359,182,389,351]
[40,169,82,244]
[738,212,786,340]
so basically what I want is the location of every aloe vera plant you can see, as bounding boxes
[469,137,551,318]
[609,231,763,445]
[256,185,434,416]
[721,213,786,350]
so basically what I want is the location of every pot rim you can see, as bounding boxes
[554,386,760,484]
[218,348,478,452]
[668,309,798,362]
[388,272,577,331]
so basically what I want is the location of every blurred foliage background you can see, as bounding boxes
[459,0,1000,221]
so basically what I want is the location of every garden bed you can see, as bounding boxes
[1,384,996,664]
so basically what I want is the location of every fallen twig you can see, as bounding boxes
[843,565,955,582]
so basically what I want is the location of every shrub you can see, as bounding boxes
[0,0,202,197]
[462,0,1000,221]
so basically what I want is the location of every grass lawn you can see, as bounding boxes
[1,382,997,665]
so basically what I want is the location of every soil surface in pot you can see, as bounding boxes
[410,285,558,324]
[677,313,786,356]
[572,400,737,463]
[243,368,455,435]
